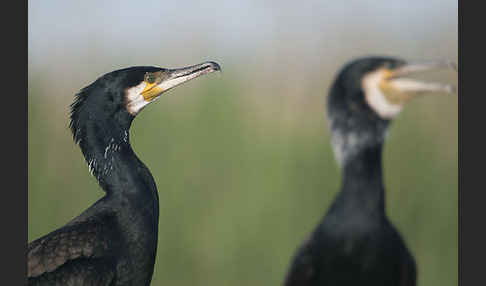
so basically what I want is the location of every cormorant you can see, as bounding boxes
[283,57,456,286]
[27,61,221,285]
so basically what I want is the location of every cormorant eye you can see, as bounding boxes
[145,73,155,83]
[381,62,390,69]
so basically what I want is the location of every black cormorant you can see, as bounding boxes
[27,61,221,285]
[283,57,456,286]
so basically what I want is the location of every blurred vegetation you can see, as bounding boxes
[28,70,457,285]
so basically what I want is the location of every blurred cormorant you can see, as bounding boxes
[28,61,221,285]
[283,57,455,286]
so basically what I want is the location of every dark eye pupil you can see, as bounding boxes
[146,74,155,83]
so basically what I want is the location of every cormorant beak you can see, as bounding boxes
[381,60,457,96]
[362,59,456,119]
[141,61,221,102]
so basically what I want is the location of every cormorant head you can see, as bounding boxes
[68,61,220,183]
[70,61,221,145]
[327,56,456,165]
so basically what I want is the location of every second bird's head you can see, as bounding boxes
[70,61,221,144]
[327,56,456,165]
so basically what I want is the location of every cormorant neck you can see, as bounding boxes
[330,128,387,216]
[340,143,385,213]
[76,119,158,206]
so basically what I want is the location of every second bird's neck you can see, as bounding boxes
[334,140,386,216]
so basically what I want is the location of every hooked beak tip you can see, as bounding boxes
[445,84,457,94]
[206,61,222,72]
[448,61,458,72]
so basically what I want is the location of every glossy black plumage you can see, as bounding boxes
[28,63,220,286]
[284,57,417,286]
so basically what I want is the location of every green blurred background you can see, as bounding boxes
[28,1,458,285]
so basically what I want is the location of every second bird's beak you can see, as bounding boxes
[379,60,457,105]
[141,61,221,102]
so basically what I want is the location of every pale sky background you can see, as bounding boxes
[29,0,457,95]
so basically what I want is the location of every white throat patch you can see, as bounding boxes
[330,127,374,167]
[362,70,403,119]
[125,82,150,115]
